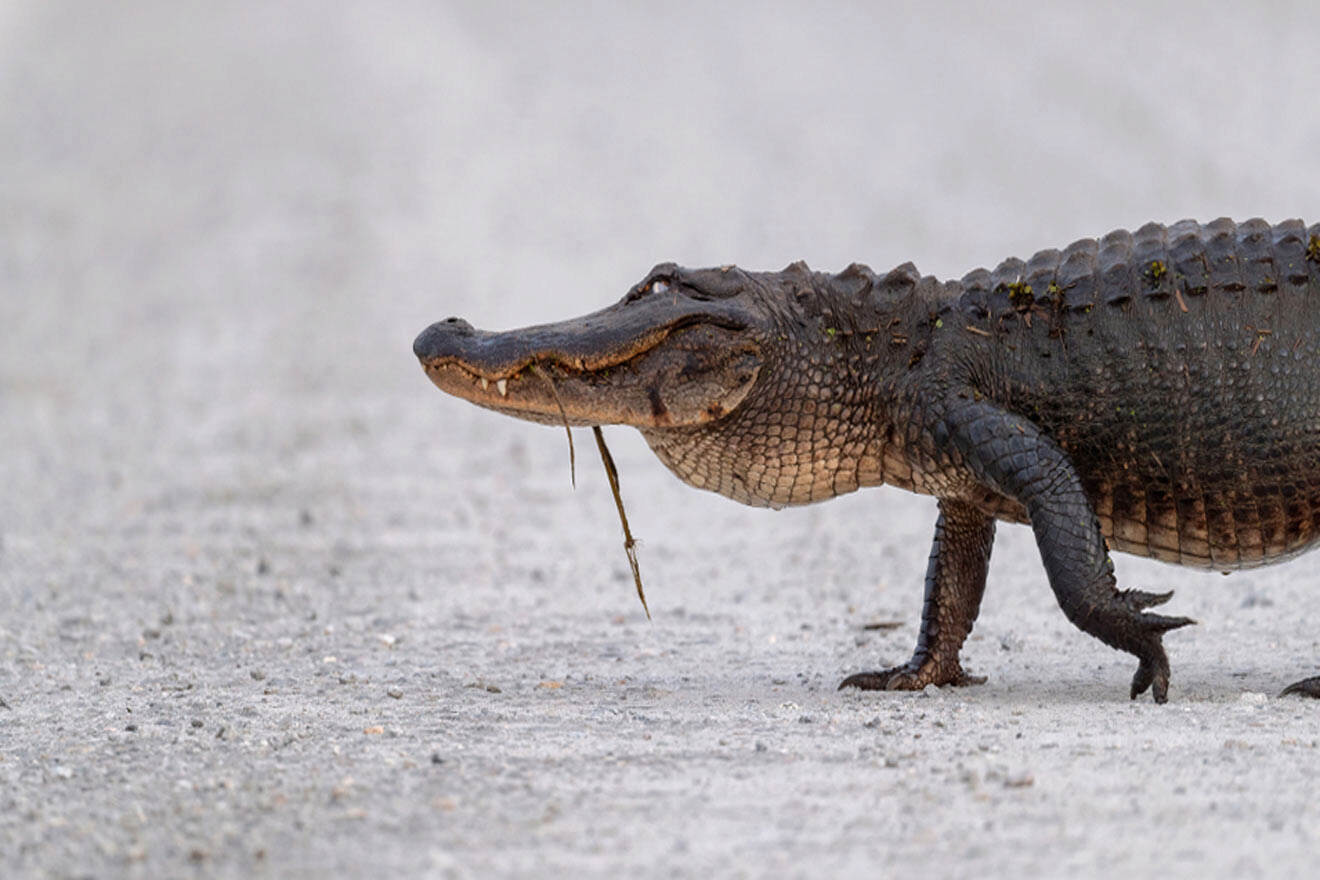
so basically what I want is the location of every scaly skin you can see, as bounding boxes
[415,217,1320,702]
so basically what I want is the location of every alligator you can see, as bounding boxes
[414,217,1320,703]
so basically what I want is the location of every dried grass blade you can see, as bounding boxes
[592,426,649,619]
[531,365,575,488]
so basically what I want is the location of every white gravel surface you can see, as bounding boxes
[3,3,1320,878]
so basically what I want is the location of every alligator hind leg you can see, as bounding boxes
[1280,677,1320,698]
[839,499,994,691]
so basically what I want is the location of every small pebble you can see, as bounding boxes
[250,670,266,681]
[387,688,403,699]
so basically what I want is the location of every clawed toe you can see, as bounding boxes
[838,662,984,692]
[1126,589,1175,610]
[1129,649,1170,703]
[1280,676,1320,699]
[838,671,897,691]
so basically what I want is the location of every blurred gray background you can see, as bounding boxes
[3,2,1319,878]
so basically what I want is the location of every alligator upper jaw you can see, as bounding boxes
[414,303,762,429]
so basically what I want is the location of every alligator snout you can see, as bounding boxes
[415,289,760,385]
[413,317,475,360]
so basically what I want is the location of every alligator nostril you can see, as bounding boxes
[414,318,475,359]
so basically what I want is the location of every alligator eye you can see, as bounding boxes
[625,279,669,303]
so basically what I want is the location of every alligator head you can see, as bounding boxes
[416,259,925,507]
[413,264,768,429]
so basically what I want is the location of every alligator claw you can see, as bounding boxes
[1126,589,1175,610]
[1279,676,1320,698]
[1129,647,1169,702]
[838,661,985,692]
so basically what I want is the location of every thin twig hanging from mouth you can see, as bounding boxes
[593,426,649,620]
[528,366,647,616]
[530,365,575,488]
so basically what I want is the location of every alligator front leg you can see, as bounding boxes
[943,398,1194,702]
[839,498,993,691]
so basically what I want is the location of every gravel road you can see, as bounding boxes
[3,3,1320,877]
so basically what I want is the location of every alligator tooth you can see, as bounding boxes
[479,378,489,391]
[496,379,508,397]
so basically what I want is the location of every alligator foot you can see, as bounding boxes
[1108,589,1196,704]
[838,660,985,691]
[839,499,995,694]
[1280,676,1320,698]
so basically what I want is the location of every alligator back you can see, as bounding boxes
[946,218,1320,570]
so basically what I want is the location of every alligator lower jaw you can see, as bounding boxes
[419,359,606,427]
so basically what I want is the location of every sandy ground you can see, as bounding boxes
[3,2,1320,877]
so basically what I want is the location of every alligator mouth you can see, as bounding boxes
[415,308,762,428]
